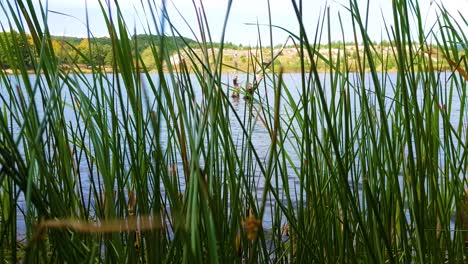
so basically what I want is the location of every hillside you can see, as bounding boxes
[168,45,455,73]
[1,31,196,69]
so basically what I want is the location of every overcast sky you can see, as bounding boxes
[1,0,467,45]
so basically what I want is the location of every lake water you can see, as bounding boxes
[0,71,465,237]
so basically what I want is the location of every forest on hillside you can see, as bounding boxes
[0,31,195,70]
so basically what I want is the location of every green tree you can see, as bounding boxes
[74,39,113,66]
[75,38,91,64]
[0,31,34,69]
[51,39,76,64]
[103,45,114,66]
[141,47,156,69]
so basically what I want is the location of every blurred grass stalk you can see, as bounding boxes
[0,0,467,262]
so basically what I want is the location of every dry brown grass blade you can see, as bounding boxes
[425,48,468,81]
[26,215,167,249]
[444,55,468,82]
[178,115,190,183]
[252,104,271,132]
[35,215,163,234]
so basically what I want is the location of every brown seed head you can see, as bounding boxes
[243,215,261,241]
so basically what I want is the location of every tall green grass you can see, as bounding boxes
[0,0,467,262]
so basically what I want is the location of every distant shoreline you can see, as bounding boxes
[2,66,402,75]
[1,45,454,75]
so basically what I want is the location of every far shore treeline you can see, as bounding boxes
[0,31,459,73]
[0,31,196,71]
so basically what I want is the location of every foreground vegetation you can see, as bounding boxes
[0,0,468,263]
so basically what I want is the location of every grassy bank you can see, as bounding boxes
[0,0,468,263]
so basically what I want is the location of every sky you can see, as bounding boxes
[1,0,467,46]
